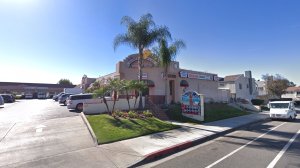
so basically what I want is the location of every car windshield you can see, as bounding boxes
[270,103,289,109]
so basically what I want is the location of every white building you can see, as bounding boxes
[281,86,300,100]
[256,80,268,96]
[218,71,258,101]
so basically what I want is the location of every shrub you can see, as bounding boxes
[128,111,138,118]
[251,99,264,105]
[143,110,153,118]
[114,110,122,118]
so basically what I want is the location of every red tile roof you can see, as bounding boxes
[286,86,300,92]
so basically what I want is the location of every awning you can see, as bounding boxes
[143,80,155,87]
[180,80,189,87]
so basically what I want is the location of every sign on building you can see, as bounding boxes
[181,91,204,121]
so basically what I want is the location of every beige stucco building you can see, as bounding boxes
[218,71,258,101]
[82,54,222,104]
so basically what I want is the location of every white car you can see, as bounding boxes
[269,101,297,120]
[67,94,94,111]
[0,95,4,107]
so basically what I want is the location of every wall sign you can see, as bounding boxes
[137,73,148,80]
[179,71,217,81]
[181,91,204,121]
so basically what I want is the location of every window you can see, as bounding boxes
[239,83,242,89]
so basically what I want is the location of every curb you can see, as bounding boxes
[132,116,270,166]
[80,112,98,146]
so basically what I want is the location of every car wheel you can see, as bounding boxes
[76,103,83,112]
[63,101,66,106]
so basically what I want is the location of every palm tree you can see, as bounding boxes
[93,86,110,115]
[113,13,171,109]
[121,80,134,111]
[153,39,186,104]
[109,78,123,114]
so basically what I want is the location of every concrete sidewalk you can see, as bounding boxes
[6,112,269,168]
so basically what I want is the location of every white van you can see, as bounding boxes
[269,101,297,120]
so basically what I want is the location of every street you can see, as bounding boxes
[145,118,300,168]
[0,99,94,167]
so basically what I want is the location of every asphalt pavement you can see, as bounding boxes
[0,99,95,167]
[145,118,300,168]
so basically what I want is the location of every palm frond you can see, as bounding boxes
[121,16,136,27]
[113,34,133,51]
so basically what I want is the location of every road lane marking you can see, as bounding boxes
[35,124,46,133]
[266,129,300,168]
[205,122,286,168]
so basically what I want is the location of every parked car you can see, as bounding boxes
[0,95,4,107]
[0,94,15,103]
[269,101,297,120]
[67,94,94,111]
[58,93,73,105]
[53,92,64,101]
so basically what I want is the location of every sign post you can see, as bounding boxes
[181,91,204,121]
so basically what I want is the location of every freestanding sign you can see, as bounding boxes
[181,91,204,121]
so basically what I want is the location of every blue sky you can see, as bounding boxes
[0,0,299,85]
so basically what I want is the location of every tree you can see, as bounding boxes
[262,74,294,98]
[93,86,111,115]
[121,80,135,111]
[153,38,186,104]
[57,79,73,85]
[113,13,171,109]
[108,78,123,114]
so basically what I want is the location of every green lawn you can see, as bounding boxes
[167,103,249,123]
[87,115,179,144]
[204,103,249,122]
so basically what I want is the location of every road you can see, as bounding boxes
[145,118,300,168]
[0,99,94,167]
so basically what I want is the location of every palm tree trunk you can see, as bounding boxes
[103,98,110,115]
[164,66,168,105]
[138,48,143,109]
[111,90,117,114]
[126,90,131,110]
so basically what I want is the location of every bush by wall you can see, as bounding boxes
[251,99,264,105]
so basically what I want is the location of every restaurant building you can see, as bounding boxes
[82,54,223,104]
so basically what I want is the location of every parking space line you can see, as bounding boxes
[205,122,286,168]
[0,122,16,143]
[266,129,300,168]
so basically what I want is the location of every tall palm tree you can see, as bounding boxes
[113,13,171,109]
[154,39,186,104]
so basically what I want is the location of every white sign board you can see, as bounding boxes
[181,91,205,121]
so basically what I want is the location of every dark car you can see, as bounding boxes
[58,93,73,105]
[0,94,15,103]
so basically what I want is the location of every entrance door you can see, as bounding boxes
[169,80,175,103]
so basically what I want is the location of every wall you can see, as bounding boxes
[83,97,145,114]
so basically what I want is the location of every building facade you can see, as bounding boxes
[218,71,258,101]
[82,54,222,104]
[256,80,268,96]
[281,86,300,100]
[0,82,75,97]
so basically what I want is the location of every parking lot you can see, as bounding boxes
[0,99,79,123]
[0,99,94,167]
